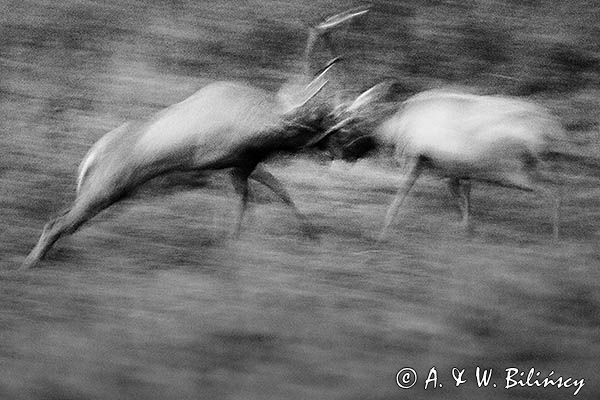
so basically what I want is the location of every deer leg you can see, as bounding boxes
[527,168,561,241]
[501,156,561,240]
[448,178,463,217]
[378,157,423,241]
[551,186,561,240]
[21,194,116,269]
[513,151,561,240]
[550,188,560,240]
[448,178,472,232]
[249,164,316,239]
[459,179,472,232]
[230,167,253,239]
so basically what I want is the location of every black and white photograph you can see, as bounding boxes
[0,0,598,398]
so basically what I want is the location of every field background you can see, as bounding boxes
[1,1,600,399]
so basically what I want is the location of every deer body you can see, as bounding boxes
[379,90,561,181]
[77,82,284,196]
[22,79,331,269]
[328,87,564,238]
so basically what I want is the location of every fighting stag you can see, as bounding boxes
[325,86,565,239]
[22,8,369,269]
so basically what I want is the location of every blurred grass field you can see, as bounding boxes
[1,0,600,399]
[1,159,599,399]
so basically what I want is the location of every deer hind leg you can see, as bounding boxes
[547,184,560,240]
[448,178,473,233]
[524,166,561,241]
[249,164,316,239]
[230,167,253,239]
[21,194,114,270]
[460,179,473,233]
[378,156,424,241]
[502,155,560,240]
[515,150,561,239]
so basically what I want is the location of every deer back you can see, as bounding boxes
[382,90,563,162]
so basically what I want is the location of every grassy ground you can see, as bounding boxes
[1,156,599,399]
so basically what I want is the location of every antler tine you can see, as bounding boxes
[283,59,339,115]
[304,57,339,92]
[302,6,368,77]
[347,81,394,112]
[316,6,370,32]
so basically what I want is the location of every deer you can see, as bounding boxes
[21,7,370,269]
[321,84,565,240]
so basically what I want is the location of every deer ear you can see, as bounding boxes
[347,81,394,113]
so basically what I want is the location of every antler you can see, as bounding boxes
[346,81,394,113]
[280,58,340,114]
[315,6,370,32]
[303,80,393,147]
[303,6,370,77]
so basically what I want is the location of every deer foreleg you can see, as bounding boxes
[378,157,423,241]
[249,164,316,238]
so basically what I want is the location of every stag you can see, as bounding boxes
[324,85,565,240]
[22,8,369,269]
